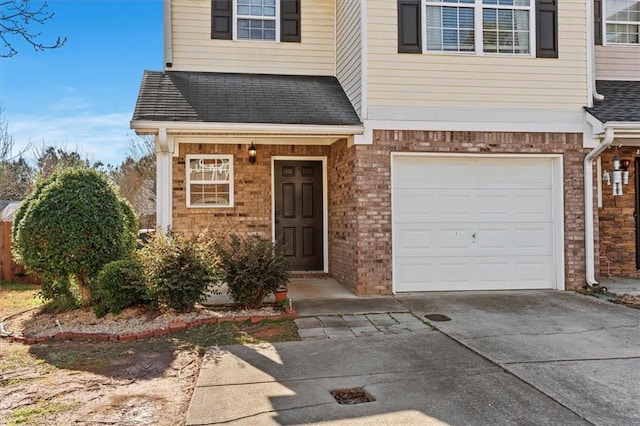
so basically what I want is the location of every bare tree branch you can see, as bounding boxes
[0,0,66,57]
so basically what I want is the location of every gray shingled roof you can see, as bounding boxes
[586,80,640,123]
[132,71,362,126]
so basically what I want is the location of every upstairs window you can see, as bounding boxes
[236,0,277,41]
[399,0,558,58]
[186,155,234,208]
[211,0,301,43]
[423,0,532,55]
[605,0,640,44]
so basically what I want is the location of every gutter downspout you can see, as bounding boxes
[584,126,614,286]
[586,0,604,102]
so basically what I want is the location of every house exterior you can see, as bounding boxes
[585,0,640,284]
[131,0,636,295]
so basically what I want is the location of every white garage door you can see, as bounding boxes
[392,155,560,292]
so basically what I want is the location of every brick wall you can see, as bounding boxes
[172,143,331,240]
[328,140,358,292]
[598,147,638,277]
[346,130,588,294]
[172,133,588,295]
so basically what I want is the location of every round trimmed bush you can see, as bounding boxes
[11,167,138,305]
[91,258,150,317]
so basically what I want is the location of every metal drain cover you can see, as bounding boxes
[330,387,376,405]
[425,313,451,322]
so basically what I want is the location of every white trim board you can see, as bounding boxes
[271,156,329,273]
[365,107,586,133]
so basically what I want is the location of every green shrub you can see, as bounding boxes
[214,234,290,309]
[139,231,217,312]
[91,258,150,317]
[11,167,138,305]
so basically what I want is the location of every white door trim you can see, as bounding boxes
[390,152,565,293]
[271,156,329,273]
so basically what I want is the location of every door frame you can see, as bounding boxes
[271,156,328,272]
[390,152,566,293]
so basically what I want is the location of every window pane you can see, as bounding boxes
[514,10,529,30]
[607,0,640,22]
[483,6,529,54]
[515,31,530,53]
[427,27,443,50]
[190,184,230,206]
[607,22,640,43]
[189,158,230,181]
[238,0,276,17]
[237,18,276,40]
[498,9,513,30]
[426,5,475,52]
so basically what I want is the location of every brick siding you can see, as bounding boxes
[172,132,588,295]
[598,147,638,278]
[345,130,588,294]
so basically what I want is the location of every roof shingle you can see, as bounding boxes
[132,71,362,126]
[586,80,640,123]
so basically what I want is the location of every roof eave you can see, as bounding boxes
[587,115,640,141]
[130,120,364,136]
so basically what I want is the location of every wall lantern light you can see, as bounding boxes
[603,154,630,196]
[248,143,257,164]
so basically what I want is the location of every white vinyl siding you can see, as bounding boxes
[367,0,588,109]
[595,45,640,80]
[170,0,334,75]
[336,0,363,117]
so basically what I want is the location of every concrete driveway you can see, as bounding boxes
[187,290,640,425]
[397,291,640,426]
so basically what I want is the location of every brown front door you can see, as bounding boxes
[274,160,324,271]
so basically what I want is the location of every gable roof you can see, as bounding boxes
[586,80,640,123]
[132,71,362,126]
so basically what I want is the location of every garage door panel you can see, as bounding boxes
[396,190,552,223]
[395,157,553,190]
[396,229,433,250]
[392,155,558,292]
[395,223,552,257]
[397,256,553,292]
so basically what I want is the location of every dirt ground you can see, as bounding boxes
[0,284,300,425]
[1,337,201,425]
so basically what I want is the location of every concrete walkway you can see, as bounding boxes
[294,312,431,340]
[187,284,640,425]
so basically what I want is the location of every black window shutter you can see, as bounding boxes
[212,0,232,40]
[281,0,301,42]
[398,0,422,53]
[594,0,602,45]
[536,0,558,58]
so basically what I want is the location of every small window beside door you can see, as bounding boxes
[186,154,234,208]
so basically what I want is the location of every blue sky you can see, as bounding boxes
[0,0,163,166]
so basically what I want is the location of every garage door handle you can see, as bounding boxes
[472,233,477,243]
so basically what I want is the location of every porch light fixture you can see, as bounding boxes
[603,154,630,196]
[248,143,257,164]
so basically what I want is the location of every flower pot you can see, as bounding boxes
[274,290,288,302]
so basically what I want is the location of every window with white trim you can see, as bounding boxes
[424,0,532,54]
[236,0,278,41]
[605,0,640,44]
[186,155,234,208]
